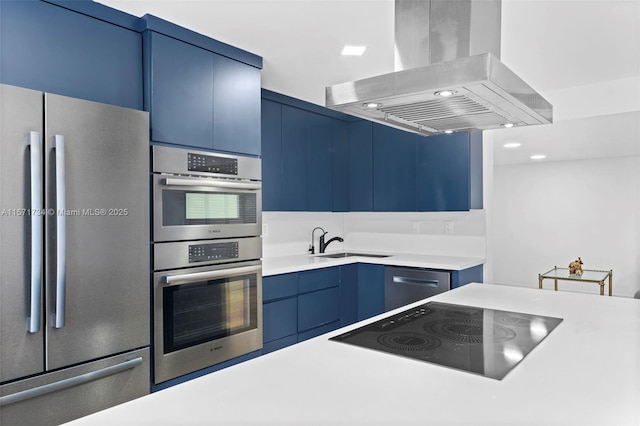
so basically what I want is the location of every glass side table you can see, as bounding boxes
[538,267,613,296]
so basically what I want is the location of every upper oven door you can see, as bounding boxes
[153,174,262,242]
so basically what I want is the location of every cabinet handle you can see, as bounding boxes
[53,135,66,329]
[163,265,262,286]
[162,177,261,190]
[27,131,43,333]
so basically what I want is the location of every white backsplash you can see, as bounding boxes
[262,211,486,259]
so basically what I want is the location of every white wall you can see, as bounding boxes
[488,156,640,297]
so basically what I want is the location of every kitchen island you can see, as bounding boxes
[67,284,640,426]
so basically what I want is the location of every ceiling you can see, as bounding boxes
[98,0,640,165]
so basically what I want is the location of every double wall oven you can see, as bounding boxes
[152,146,262,384]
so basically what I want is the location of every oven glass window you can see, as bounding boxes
[186,193,239,220]
[163,273,258,354]
[162,189,257,225]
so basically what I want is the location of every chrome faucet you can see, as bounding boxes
[309,227,325,254]
[319,233,344,254]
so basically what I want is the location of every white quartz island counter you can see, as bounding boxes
[67,284,640,426]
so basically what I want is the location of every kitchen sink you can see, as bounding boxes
[317,252,390,259]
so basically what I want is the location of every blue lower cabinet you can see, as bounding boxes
[339,264,358,326]
[298,320,341,342]
[451,264,484,289]
[357,264,385,321]
[298,267,340,293]
[263,298,297,343]
[298,287,340,332]
[262,334,298,355]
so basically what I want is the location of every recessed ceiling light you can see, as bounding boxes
[362,102,382,109]
[530,154,546,160]
[444,130,454,134]
[501,123,515,128]
[341,45,366,56]
[434,90,456,97]
[503,142,521,148]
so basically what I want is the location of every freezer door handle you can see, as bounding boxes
[163,265,262,285]
[27,131,43,333]
[392,276,440,287]
[53,135,67,329]
[0,356,143,407]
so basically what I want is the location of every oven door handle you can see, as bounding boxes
[161,177,261,191]
[162,265,262,286]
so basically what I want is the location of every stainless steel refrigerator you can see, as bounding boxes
[0,84,150,425]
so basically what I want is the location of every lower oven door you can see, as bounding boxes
[153,261,262,384]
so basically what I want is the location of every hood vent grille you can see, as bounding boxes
[378,95,507,132]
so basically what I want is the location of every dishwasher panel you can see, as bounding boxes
[384,267,450,311]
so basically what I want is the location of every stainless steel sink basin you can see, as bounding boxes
[317,252,390,259]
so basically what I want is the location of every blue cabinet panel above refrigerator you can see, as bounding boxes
[0,0,143,109]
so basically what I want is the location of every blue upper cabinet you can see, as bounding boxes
[141,15,262,156]
[261,99,283,211]
[146,32,214,149]
[0,0,142,109]
[281,105,310,211]
[417,131,483,211]
[261,90,350,212]
[373,124,417,212]
[347,121,374,211]
[212,54,261,155]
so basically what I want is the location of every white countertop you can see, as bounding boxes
[262,251,485,276]
[68,284,640,426]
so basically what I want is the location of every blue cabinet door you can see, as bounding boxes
[348,121,374,211]
[451,265,484,289]
[332,120,350,212]
[0,0,142,109]
[298,287,340,332]
[298,266,340,294]
[357,264,385,321]
[147,32,214,148]
[339,264,358,327]
[307,113,333,211]
[261,100,282,211]
[416,132,469,211]
[281,105,309,211]
[263,298,298,343]
[372,124,417,211]
[212,54,261,155]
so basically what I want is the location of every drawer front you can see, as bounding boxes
[298,287,340,332]
[298,267,340,294]
[263,273,298,302]
[298,321,341,342]
[263,298,297,343]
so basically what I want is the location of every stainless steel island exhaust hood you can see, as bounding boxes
[326,0,552,136]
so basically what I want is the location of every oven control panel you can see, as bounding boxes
[189,242,239,263]
[188,153,238,175]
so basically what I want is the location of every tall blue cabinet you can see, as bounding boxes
[140,15,262,156]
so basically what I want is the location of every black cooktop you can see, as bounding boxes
[330,301,563,380]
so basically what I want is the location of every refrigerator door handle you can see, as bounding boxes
[53,135,66,329]
[0,357,143,407]
[27,131,43,333]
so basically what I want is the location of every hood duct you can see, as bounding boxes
[326,0,552,136]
